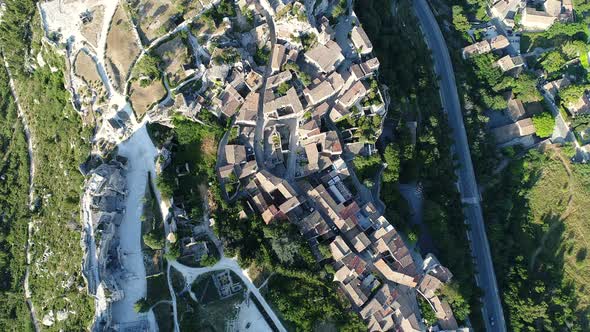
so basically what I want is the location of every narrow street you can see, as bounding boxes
[254,6,277,169]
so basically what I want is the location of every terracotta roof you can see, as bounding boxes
[373,259,418,288]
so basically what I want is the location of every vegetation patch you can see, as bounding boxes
[153,301,174,332]
[0,53,34,331]
[12,28,94,332]
[154,33,194,88]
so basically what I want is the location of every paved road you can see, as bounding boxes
[412,1,507,331]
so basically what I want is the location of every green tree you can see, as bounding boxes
[441,283,471,322]
[276,82,290,96]
[532,111,555,138]
[496,73,542,103]
[200,254,219,266]
[143,230,165,250]
[133,54,161,82]
[471,53,503,87]
[560,84,589,105]
[382,144,400,183]
[541,50,566,74]
[134,298,150,313]
[452,6,470,33]
[561,40,586,59]
[418,296,437,325]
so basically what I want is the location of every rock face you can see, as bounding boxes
[56,310,69,322]
[42,310,55,327]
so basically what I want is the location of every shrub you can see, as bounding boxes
[532,111,555,138]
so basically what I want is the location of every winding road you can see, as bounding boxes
[412,1,507,331]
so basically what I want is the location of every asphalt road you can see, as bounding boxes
[412,1,507,331]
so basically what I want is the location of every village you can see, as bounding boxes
[461,0,590,160]
[32,0,486,330]
[143,0,470,330]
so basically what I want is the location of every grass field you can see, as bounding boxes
[486,147,590,328]
[529,149,590,310]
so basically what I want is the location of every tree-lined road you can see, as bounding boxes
[412,1,507,331]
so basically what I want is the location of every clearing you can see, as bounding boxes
[104,4,142,93]
[528,148,590,310]
[128,0,209,45]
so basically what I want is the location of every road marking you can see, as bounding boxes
[461,197,479,204]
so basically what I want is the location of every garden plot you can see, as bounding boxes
[105,4,142,93]
[80,5,105,48]
[74,50,102,84]
[154,34,194,88]
[73,50,107,119]
[129,79,167,120]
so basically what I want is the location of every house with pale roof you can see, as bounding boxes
[373,259,418,288]
[489,35,511,50]
[338,80,367,110]
[225,145,247,165]
[304,40,345,73]
[271,44,287,73]
[505,94,526,121]
[245,69,262,91]
[343,278,370,307]
[522,6,557,31]
[264,87,304,119]
[217,84,245,118]
[490,0,522,27]
[236,160,258,179]
[330,236,351,261]
[492,118,537,145]
[350,26,373,54]
[266,70,292,89]
[461,40,492,59]
[303,71,345,106]
[496,54,525,72]
[236,92,259,126]
[295,210,331,239]
[462,35,510,59]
